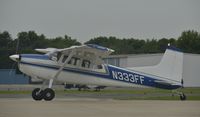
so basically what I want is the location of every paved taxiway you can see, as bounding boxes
[0,98,199,117]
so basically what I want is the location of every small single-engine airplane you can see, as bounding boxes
[10,44,186,101]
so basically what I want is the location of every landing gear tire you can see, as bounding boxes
[32,88,44,101]
[43,88,55,101]
[180,93,186,101]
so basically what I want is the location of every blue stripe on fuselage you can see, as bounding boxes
[21,54,49,60]
[106,65,181,89]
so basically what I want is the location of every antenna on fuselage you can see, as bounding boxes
[181,78,184,88]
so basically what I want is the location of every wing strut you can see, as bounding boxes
[48,50,75,88]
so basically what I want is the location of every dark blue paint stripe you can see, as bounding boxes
[21,54,49,60]
[20,61,109,78]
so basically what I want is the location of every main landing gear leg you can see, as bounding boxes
[32,79,55,101]
[172,90,187,101]
[32,50,75,101]
[180,92,186,101]
[43,79,55,101]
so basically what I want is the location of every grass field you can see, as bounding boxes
[0,87,200,100]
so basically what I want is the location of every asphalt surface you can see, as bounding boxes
[0,98,200,117]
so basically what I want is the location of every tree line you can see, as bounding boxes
[86,30,200,54]
[0,31,81,69]
[0,30,200,69]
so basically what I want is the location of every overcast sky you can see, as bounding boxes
[0,0,199,43]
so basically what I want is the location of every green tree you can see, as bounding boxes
[0,31,14,68]
[177,30,200,53]
[0,31,12,48]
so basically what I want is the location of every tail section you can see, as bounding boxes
[129,46,183,83]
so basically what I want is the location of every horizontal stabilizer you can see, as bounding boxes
[154,80,172,85]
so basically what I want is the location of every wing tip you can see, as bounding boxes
[167,45,182,52]
[86,44,114,52]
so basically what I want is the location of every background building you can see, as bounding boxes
[0,69,29,84]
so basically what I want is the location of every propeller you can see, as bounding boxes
[9,38,21,75]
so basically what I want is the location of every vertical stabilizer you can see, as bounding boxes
[129,46,183,83]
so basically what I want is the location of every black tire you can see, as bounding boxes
[43,88,55,101]
[180,93,186,100]
[32,88,44,101]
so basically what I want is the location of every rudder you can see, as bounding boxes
[128,45,184,84]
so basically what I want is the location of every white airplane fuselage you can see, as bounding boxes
[18,53,181,90]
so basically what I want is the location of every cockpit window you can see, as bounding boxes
[57,52,62,61]
[62,55,68,63]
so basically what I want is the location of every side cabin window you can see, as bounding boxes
[68,57,80,66]
[60,55,80,66]
[82,60,91,68]
[92,64,103,69]
[55,53,80,64]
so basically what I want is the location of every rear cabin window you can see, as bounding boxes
[97,65,103,69]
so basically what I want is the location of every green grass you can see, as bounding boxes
[0,90,31,94]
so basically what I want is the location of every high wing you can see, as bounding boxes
[34,44,114,88]
[35,44,114,58]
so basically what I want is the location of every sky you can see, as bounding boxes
[0,0,200,43]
